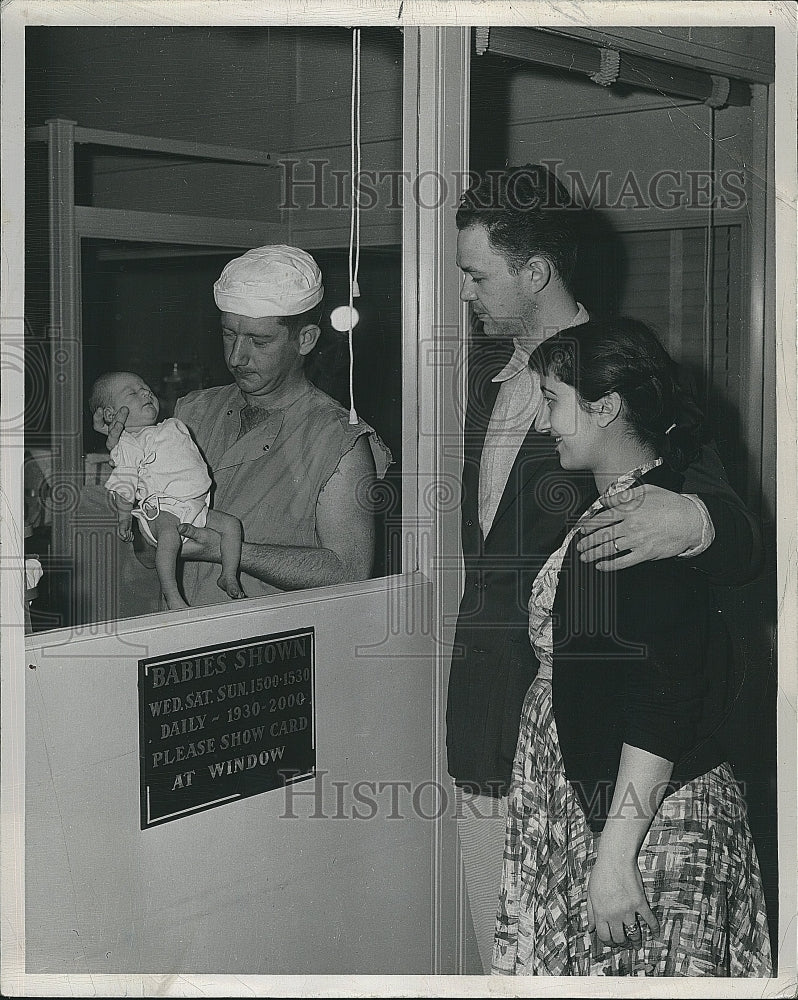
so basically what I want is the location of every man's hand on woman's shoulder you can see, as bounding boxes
[577,485,703,571]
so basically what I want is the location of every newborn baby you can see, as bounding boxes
[89,371,243,610]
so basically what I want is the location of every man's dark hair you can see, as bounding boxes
[280,301,333,388]
[456,164,577,291]
[279,302,324,338]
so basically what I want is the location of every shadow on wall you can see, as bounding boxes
[572,207,629,317]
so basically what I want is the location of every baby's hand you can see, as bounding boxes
[116,516,134,543]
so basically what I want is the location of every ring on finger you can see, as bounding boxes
[623,919,641,937]
[611,537,620,553]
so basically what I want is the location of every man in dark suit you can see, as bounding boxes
[447,164,762,971]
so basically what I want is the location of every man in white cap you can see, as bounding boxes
[99,244,391,607]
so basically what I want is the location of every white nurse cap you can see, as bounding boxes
[213,245,324,318]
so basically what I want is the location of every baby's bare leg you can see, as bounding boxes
[147,511,189,610]
[205,509,244,599]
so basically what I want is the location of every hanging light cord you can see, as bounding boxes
[348,27,362,424]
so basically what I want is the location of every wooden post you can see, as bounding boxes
[413,25,472,974]
[46,119,82,561]
[743,86,769,517]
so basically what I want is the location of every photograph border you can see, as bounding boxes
[2,2,795,996]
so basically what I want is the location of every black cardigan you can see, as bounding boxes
[446,337,763,799]
[551,463,731,832]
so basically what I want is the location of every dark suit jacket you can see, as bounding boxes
[445,337,763,797]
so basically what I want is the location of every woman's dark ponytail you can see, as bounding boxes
[660,364,703,471]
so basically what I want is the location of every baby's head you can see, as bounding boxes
[89,371,160,430]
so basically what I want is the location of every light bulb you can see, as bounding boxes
[330,305,360,332]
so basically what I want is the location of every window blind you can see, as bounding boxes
[608,225,745,488]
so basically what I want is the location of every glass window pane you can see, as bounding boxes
[25,26,405,632]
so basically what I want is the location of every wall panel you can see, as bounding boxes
[26,577,441,974]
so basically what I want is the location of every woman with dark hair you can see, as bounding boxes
[492,318,771,977]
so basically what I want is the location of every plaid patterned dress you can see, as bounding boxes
[492,464,772,977]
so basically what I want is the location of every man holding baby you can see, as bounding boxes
[96,245,391,608]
